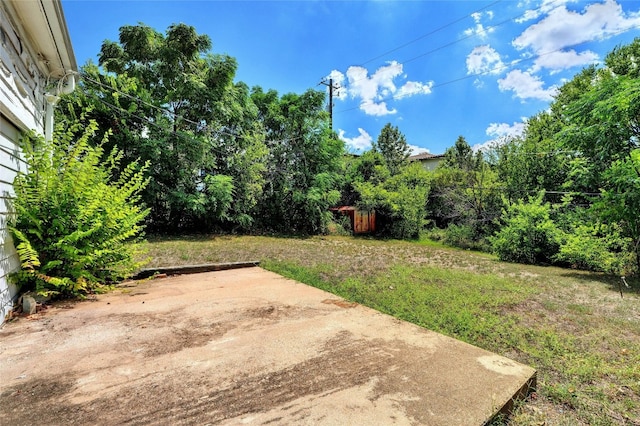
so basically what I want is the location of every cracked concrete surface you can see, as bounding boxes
[0,267,535,425]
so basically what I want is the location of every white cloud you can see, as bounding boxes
[347,62,401,101]
[327,69,347,100]
[472,139,504,153]
[474,120,527,152]
[360,100,397,116]
[530,49,599,73]
[395,80,433,99]
[498,69,558,101]
[464,11,495,39]
[408,144,430,155]
[515,0,575,23]
[466,45,505,75]
[338,128,373,152]
[486,121,526,138]
[332,61,433,116]
[338,128,429,154]
[513,0,640,56]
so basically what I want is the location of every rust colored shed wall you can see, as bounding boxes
[330,207,376,234]
[353,210,375,234]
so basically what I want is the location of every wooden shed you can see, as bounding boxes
[331,206,376,234]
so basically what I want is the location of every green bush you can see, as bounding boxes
[441,223,489,251]
[326,213,352,236]
[9,120,149,297]
[423,227,446,243]
[554,223,631,274]
[490,194,561,264]
[355,162,430,239]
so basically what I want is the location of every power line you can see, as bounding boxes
[392,0,568,69]
[358,0,502,67]
[318,0,508,95]
[336,25,632,114]
[329,0,568,99]
[399,13,517,66]
[432,186,602,197]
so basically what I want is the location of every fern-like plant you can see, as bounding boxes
[9,119,149,297]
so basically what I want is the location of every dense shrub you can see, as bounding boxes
[490,195,561,264]
[9,120,149,296]
[441,223,490,251]
[355,162,431,239]
[554,223,631,274]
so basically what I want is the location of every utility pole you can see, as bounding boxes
[319,78,339,130]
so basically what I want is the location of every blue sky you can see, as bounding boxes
[62,0,640,155]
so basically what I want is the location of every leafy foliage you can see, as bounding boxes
[53,23,640,273]
[372,123,411,175]
[439,224,489,251]
[491,112,569,202]
[595,149,640,271]
[478,38,640,273]
[490,194,561,264]
[251,88,344,233]
[554,221,630,274]
[62,23,267,233]
[442,136,479,172]
[429,136,501,245]
[9,121,149,296]
[355,161,431,239]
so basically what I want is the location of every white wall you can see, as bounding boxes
[420,157,444,171]
[0,6,46,133]
[0,5,45,324]
[0,115,26,322]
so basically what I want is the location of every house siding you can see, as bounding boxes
[419,157,444,171]
[0,3,46,324]
[0,5,46,132]
[408,154,445,171]
[0,114,25,322]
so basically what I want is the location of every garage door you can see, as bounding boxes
[0,113,26,324]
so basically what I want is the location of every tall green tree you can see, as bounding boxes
[251,87,344,233]
[553,38,640,270]
[430,136,501,242]
[492,112,569,203]
[442,136,479,171]
[595,150,640,271]
[372,123,411,175]
[354,160,431,239]
[61,23,267,232]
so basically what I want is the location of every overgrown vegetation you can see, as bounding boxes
[60,23,344,235]
[490,194,561,265]
[142,235,640,425]
[10,19,639,423]
[9,121,149,297]
[431,38,640,275]
[53,22,640,274]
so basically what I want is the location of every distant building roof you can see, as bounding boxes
[408,152,445,161]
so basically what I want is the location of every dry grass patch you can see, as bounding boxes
[142,234,640,425]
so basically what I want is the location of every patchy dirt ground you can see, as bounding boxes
[0,267,534,425]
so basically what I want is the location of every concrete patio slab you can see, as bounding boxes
[0,267,535,425]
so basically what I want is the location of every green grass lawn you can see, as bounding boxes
[142,234,640,425]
